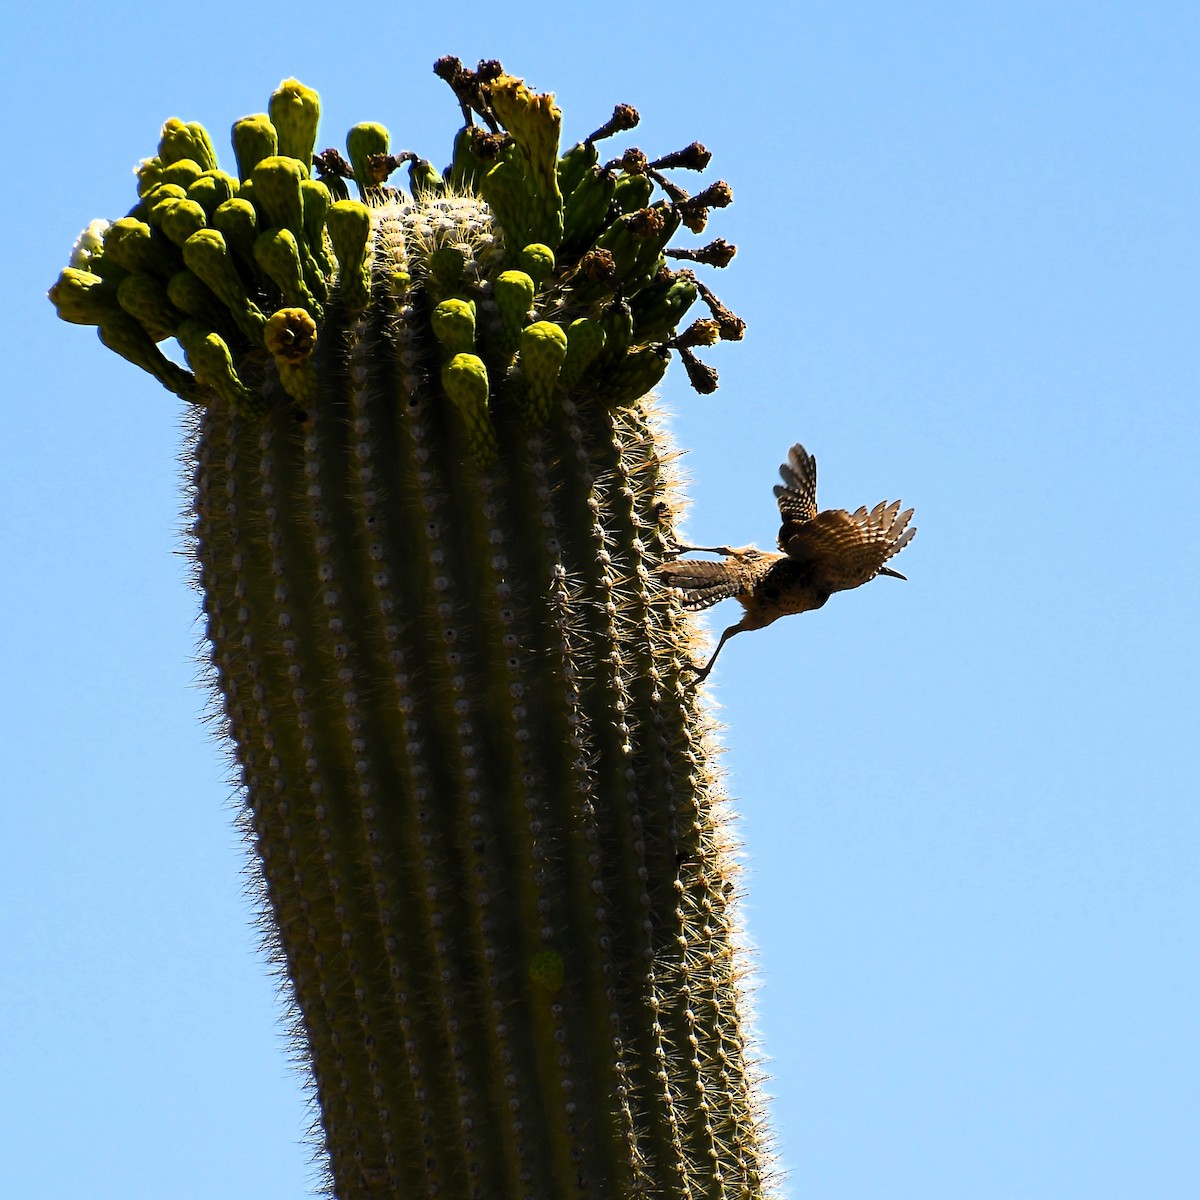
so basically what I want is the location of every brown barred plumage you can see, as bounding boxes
[660,443,915,680]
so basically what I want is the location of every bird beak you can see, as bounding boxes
[878,567,907,580]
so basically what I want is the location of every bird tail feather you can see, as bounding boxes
[658,559,742,611]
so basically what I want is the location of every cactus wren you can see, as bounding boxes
[660,443,916,681]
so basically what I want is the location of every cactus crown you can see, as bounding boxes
[50,58,744,449]
[50,57,774,1200]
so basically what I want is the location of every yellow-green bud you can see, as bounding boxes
[212,198,259,266]
[145,184,188,230]
[254,227,318,314]
[613,172,653,214]
[431,298,477,355]
[183,229,267,342]
[518,243,555,287]
[516,320,568,427]
[98,311,207,403]
[102,219,179,278]
[48,267,120,325]
[325,200,372,311]
[232,114,278,182]
[556,139,598,197]
[117,272,180,340]
[597,345,669,405]
[409,157,443,196]
[269,79,321,170]
[428,246,466,295]
[300,179,333,274]
[166,270,229,332]
[159,119,218,171]
[158,199,208,248]
[630,272,699,343]
[187,170,239,217]
[160,159,203,190]
[480,157,531,250]
[252,155,306,235]
[346,123,389,199]
[440,353,497,463]
[136,157,164,198]
[494,269,535,345]
[559,317,607,391]
[176,319,264,415]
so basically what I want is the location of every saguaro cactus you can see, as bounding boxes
[51,58,770,1200]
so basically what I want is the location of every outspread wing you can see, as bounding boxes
[781,501,916,593]
[772,442,818,550]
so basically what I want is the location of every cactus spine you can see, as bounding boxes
[51,59,769,1200]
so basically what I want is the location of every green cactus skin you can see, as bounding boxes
[51,61,768,1200]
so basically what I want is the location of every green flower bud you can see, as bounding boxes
[269,79,321,170]
[158,199,208,249]
[117,272,181,340]
[595,345,669,405]
[160,159,203,190]
[516,320,568,427]
[102,218,179,278]
[631,272,699,343]
[176,319,264,415]
[187,170,239,217]
[428,246,466,296]
[431,298,477,355]
[346,123,389,200]
[231,114,278,182]
[494,269,535,346]
[300,179,333,275]
[212,198,260,274]
[254,227,319,315]
[166,270,230,333]
[159,118,218,171]
[595,298,633,368]
[480,156,532,250]
[94,311,204,401]
[556,139,598,198]
[561,165,617,253]
[448,124,489,193]
[144,184,188,230]
[613,172,653,214]
[183,229,267,342]
[252,155,306,235]
[558,317,607,391]
[517,243,555,287]
[406,156,441,196]
[48,267,120,325]
[325,200,372,312]
[135,157,164,198]
[440,352,497,463]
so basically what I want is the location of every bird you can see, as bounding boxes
[659,442,915,681]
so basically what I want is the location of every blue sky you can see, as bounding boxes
[4,2,1198,1196]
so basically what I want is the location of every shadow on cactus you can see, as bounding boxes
[50,56,774,1200]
